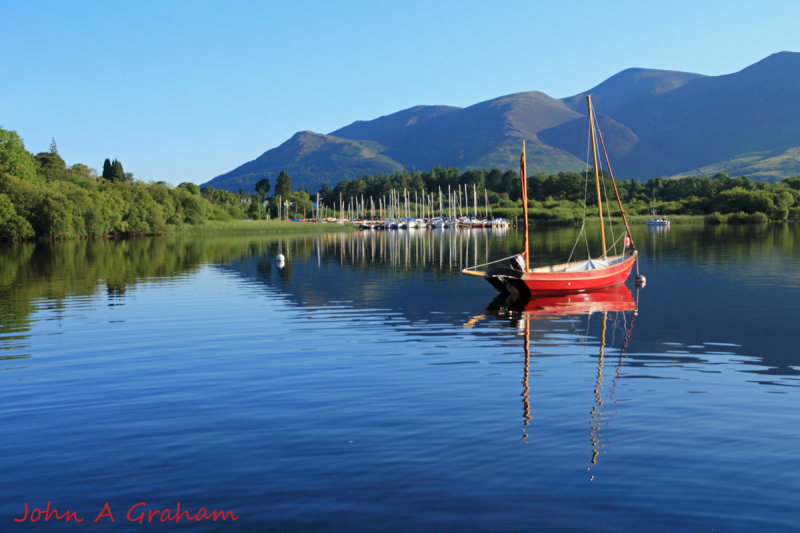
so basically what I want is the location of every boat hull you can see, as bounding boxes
[485,252,637,297]
[646,219,670,227]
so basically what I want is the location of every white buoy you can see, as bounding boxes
[276,252,285,262]
[635,274,646,287]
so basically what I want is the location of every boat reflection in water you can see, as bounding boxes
[488,284,637,318]
[475,284,638,478]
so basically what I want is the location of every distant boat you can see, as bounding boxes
[645,188,670,227]
[645,216,670,227]
[645,206,670,227]
[428,218,445,229]
[463,95,639,297]
[491,217,509,229]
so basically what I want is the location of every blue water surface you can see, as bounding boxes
[1,225,798,531]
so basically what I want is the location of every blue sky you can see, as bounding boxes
[2,0,798,185]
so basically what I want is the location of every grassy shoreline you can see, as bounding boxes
[168,219,354,236]
[626,214,705,224]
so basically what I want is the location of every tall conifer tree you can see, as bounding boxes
[102,158,113,180]
[111,159,124,182]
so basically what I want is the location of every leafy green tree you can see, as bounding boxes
[178,182,201,195]
[318,182,332,205]
[711,187,772,214]
[287,190,312,218]
[255,178,270,201]
[176,188,207,224]
[33,191,73,239]
[0,128,38,181]
[34,151,67,180]
[246,201,262,219]
[503,170,521,200]
[784,177,800,191]
[0,193,34,240]
[485,169,504,192]
[0,129,255,239]
[70,164,96,180]
[274,170,292,198]
[146,183,178,225]
[460,169,484,188]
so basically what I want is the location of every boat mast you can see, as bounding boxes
[521,140,529,271]
[587,95,607,260]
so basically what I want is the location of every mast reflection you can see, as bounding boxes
[589,311,608,479]
[522,317,531,441]
[484,285,638,474]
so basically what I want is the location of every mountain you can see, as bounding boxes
[208,131,404,194]
[612,51,800,178]
[334,92,588,172]
[204,51,800,192]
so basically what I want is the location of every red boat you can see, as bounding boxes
[483,254,637,297]
[463,95,640,297]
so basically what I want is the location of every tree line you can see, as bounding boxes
[237,170,315,220]
[3,123,800,242]
[315,167,800,223]
[0,128,247,240]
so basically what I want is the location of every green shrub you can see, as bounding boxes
[490,207,522,220]
[704,212,728,224]
[727,211,768,224]
[34,191,74,239]
[771,206,789,221]
[0,193,34,240]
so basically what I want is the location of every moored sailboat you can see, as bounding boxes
[645,186,670,227]
[645,212,670,228]
[645,205,670,227]
[462,95,640,297]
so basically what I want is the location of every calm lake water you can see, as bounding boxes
[1,224,799,531]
